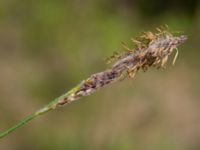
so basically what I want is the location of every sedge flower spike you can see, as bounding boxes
[0,27,187,139]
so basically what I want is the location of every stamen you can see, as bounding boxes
[172,48,179,66]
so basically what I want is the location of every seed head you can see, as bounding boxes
[57,27,187,106]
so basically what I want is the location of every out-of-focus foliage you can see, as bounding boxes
[0,0,200,150]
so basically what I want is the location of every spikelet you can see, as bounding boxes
[56,27,187,107]
[0,27,188,139]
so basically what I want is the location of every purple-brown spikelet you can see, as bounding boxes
[0,27,188,139]
[56,27,187,107]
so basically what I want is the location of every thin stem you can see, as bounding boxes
[0,85,80,139]
[0,110,47,139]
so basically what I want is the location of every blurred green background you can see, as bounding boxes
[0,0,200,149]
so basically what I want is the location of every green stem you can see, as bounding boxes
[0,85,81,139]
[0,108,50,139]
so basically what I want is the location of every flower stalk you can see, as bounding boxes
[0,27,187,139]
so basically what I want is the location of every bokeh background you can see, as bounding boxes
[0,0,200,149]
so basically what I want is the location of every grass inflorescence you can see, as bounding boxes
[0,26,187,139]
